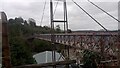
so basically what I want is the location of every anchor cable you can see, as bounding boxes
[40,0,47,26]
[53,1,59,16]
[72,0,108,31]
[88,0,120,23]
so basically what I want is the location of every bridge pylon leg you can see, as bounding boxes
[1,12,12,68]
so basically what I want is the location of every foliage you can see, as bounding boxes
[67,29,72,33]
[55,25,61,33]
[28,18,36,27]
[82,50,101,68]
[10,36,36,66]
[31,39,52,53]
[8,17,37,66]
[8,17,63,66]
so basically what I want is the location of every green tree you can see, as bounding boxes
[7,17,62,66]
[8,17,36,66]
[82,50,101,68]
[15,17,24,24]
[28,18,36,27]
[67,29,72,33]
[8,19,15,24]
[55,25,62,33]
[32,39,52,52]
[24,20,29,26]
[10,37,36,66]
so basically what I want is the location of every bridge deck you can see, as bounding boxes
[35,32,118,63]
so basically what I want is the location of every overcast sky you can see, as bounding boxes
[0,0,119,31]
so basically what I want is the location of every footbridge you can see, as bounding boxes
[35,31,118,64]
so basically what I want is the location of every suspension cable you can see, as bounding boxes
[53,1,59,16]
[88,0,120,23]
[46,0,59,25]
[72,0,108,31]
[40,0,46,26]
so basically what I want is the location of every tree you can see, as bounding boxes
[8,19,15,24]
[55,25,61,33]
[8,17,61,66]
[8,17,37,66]
[28,18,36,27]
[67,29,72,33]
[15,17,24,24]
[82,50,101,68]
[10,37,36,66]
[24,20,29,26]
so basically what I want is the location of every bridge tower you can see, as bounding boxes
[50,0,69,68]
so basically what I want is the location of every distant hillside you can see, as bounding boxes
[73,30,118,32]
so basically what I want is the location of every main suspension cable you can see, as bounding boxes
[72,0,108,31]
[88,0,120,23]
[46,1,59,24]
[53,1,59,16]
[40,0,47,26]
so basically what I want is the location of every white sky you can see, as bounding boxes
[0,0,119,31]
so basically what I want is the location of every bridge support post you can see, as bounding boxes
[50,0,56,68]
[100,36,105,61]
[1,12,12,68]
[50,0,69,68]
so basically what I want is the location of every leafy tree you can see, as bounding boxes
[7,17,63,66]
[82,50,101,68]
[15,17,24,24]
[55,25,61,33]
[10,37,36,66]
[8,17,36,66]
[31,39,52,52]
[28,18,36,27]
[67,29,72,33]
[24,20,29,26]
[8,19,15,24]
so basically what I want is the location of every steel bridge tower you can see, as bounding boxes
[50,0,69,68]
